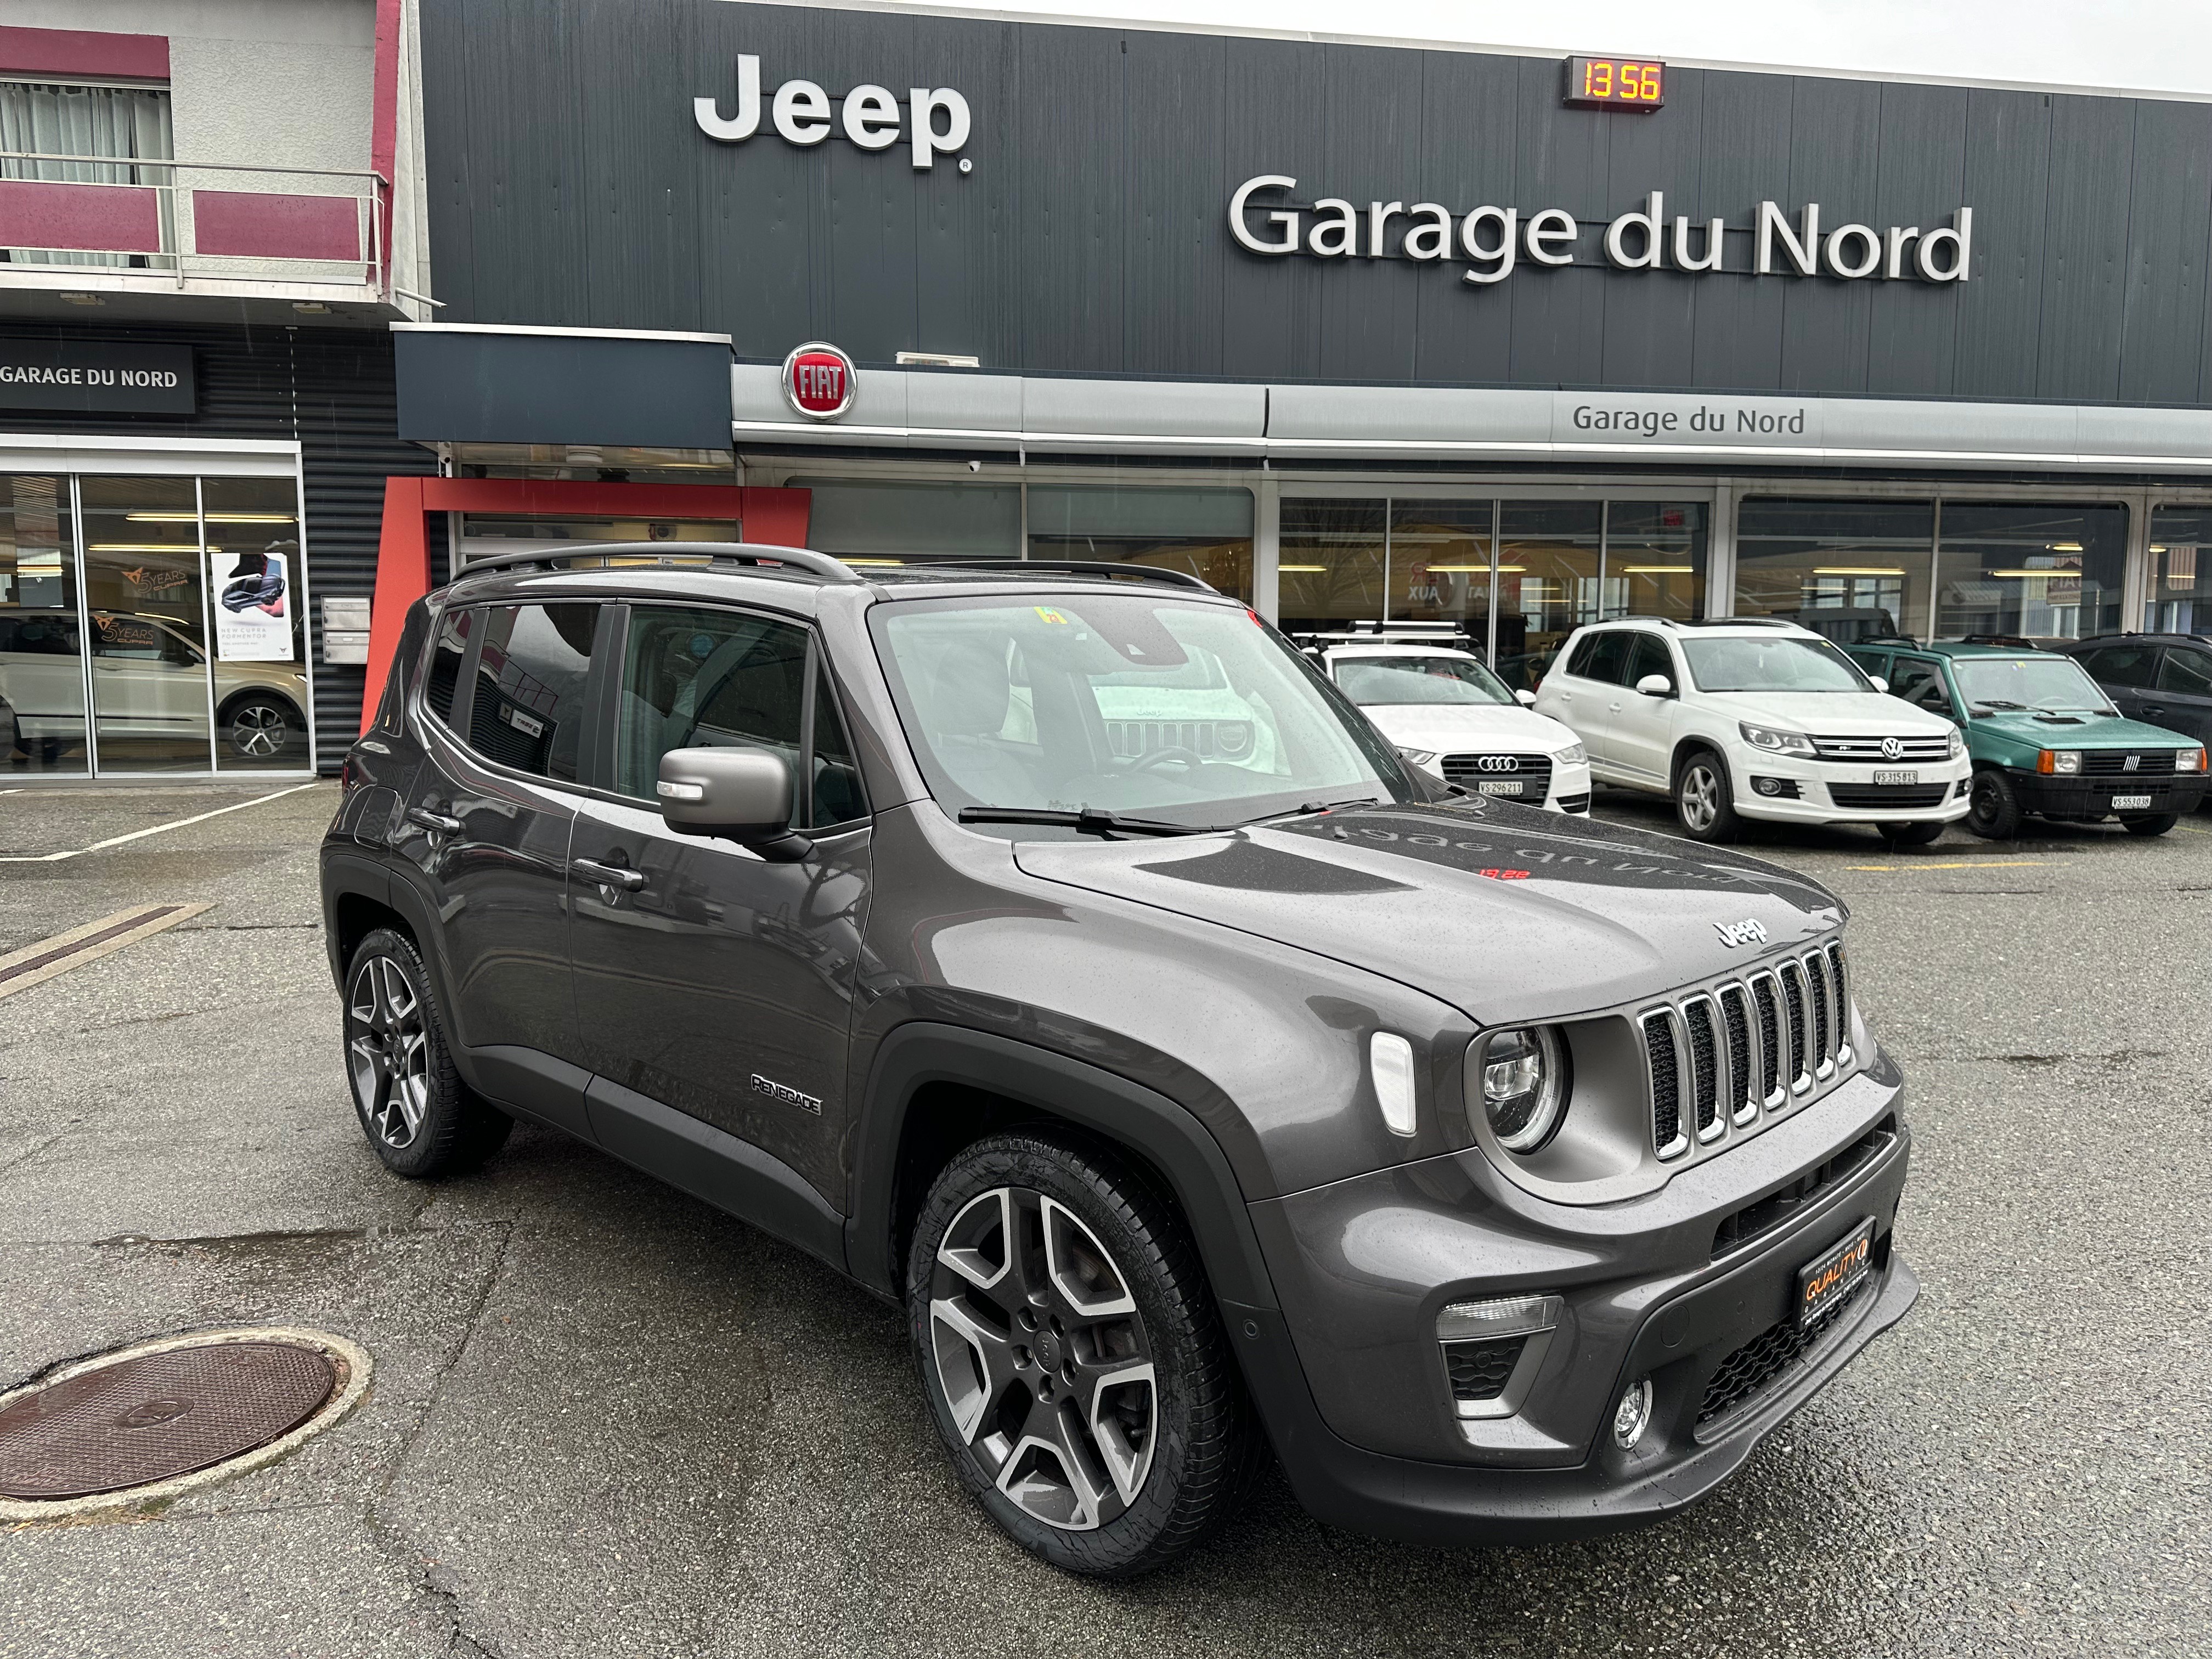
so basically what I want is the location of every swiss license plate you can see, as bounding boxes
[1476,779,1525,795]
[2111,793,2153,810]
[1795,1217,1876,1330]
[1872,769,1917,786]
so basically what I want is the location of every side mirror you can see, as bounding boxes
[657,747,811,862]
[1634,673,1674,698]
[1515,688,1537,706]
[1868,676,1891,694]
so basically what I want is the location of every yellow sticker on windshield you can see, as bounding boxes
[1033,607,1070,624]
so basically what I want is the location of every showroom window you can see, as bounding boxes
[1735,499,1934,644]
[789,478,1022,563]
[1934,503,2125,641]
[1026,484,1253,601]
[2145,507,2212,634]
[0,475,82,777]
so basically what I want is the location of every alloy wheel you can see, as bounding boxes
[347,955,430,1149]
[927,1186,1159,1532]
[232,703,289,758]
[1679,763,1720,832]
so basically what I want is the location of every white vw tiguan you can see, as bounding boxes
[1532,618,1970,843]
[1321,642,1593,812]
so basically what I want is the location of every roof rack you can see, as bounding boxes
[1959,633,2040,649]
[451,541,864,584]
[922,558,1215,592]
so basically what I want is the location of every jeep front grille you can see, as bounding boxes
[1103,719,1252,761]
[1643,946,1857,1161]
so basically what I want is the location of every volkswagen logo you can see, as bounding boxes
[1477,755,1522,772]
[1880,736,1904,760]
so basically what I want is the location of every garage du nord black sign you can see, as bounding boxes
[1228,181,1973,290]
[0,341,195,414]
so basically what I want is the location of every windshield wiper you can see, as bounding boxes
[1970,698,2027,712]
[1228,795,1392,828]
[956,806,1216,838]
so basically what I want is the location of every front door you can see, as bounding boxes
[2145,645,2212,745]
[389,601,595,1092]
[567,602,872,1208]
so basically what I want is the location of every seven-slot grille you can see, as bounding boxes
[2083,749,2178,776]
[1640,941,1853,1161]
[1808,733,1953,761]
[1440,753,1553,801]
[1104,719,1253,761]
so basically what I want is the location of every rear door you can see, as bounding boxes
[2143,645,2212,745]
[1541,630,1628,770]
[1607,631,1681,783]
[565,601,873,1211]
[389,600,597,1133]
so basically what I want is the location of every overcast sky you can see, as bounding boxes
[898,0,2212,96]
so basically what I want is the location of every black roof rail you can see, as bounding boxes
[923,558,1215,592]
[450,541,864,584]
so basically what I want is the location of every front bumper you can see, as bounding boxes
[1729,752,1972,824]
[1235,1072,1915,1543]
[2010,769,2208,819]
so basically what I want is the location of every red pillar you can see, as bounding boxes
[359,475,430,733]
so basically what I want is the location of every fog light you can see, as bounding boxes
[1753,776,1783,797]
[1611,1378,1654,1450]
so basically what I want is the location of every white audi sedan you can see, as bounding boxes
[1322,643,1593,812]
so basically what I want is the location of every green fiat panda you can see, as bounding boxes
[1844,641,2208,838]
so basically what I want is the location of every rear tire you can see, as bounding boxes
[2120,812,2180,837]
[343,928,512,1178]
[907,1132,1250,1578]
[1875,821,1945,847]
[1673,749,1742,843]
[1965,769,2024,839]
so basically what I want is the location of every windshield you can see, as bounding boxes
[1680,635,1871,693]
[1951,655,2116,714]
[872,593,1419,833]
[1333,654,1515,707]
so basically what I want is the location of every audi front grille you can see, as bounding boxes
[1440,752,1554,802]
[1644,946,1856,1163]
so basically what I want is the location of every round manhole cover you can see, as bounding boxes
[0,1340,339,1500]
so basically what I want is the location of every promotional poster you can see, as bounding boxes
[212,545,292,664]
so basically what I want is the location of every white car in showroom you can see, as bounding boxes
[1320,641,1593,812]
[1532,617,1971,844]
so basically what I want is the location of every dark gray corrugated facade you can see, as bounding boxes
[420,0,2212,408]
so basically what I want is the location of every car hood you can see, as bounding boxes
[1695,691,1953,734]
[1970,709,2202,748]
[1011,799,1843,1025]
[1353,703,1579,753]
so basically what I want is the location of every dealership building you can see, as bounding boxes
[10,0,2212,775]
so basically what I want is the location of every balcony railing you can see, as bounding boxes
[0,152,388,297]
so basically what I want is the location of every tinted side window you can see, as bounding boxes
[1564,633,1600,678]
[616,605,809,799]
[2157,647,2212,697]
[1888,657,1954,715]
[375,603,430,733]
[468,603,597,780]
[424,606,475,732]
[1624,634,1673,686]
[808,661,867,827]
[1581,631,1632,685]
[2081,644,2158,687]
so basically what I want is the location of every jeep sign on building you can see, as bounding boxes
[394,0,2212,678]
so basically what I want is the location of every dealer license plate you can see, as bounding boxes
[1476,780,1525,795]
[2111,793,2153,810]
[1872,769,1917,786]
[1795,1217,1876,1330]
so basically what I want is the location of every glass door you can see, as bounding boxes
[78,475,215,772]
[0,473,87,777]
[203,476,312,771]
[1494,503,1603,691]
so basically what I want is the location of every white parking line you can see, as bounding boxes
[0,782,321,863]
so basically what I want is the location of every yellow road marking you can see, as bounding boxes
[1844,859,2051,872]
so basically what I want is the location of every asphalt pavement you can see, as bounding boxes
[2,780,2208,1658]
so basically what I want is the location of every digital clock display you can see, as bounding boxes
[1564,56,1665,109]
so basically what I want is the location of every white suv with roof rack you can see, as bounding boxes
[1531,617,1971,844]
[1310,635,1592,812]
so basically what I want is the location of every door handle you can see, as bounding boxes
[2142,706,2167,718]
[572,856,646,892]
[407,805,463,835]
[1607,701,1623,713]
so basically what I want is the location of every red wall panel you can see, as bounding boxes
[0,25,168,80]
[194,191,362,262]
[0,180,161,253]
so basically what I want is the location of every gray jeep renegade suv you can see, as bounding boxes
[321,545,1916,1577]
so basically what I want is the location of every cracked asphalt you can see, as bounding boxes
[2,781,2208,1657]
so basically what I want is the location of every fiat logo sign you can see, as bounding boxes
[783,342,856,421]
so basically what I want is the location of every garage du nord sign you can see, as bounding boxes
[0,341,193,414]
[1227,180,1973,290]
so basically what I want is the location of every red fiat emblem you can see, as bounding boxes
[782,342,856,421]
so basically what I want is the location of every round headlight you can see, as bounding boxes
[1478,1026,1567,1153]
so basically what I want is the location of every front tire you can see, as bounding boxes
[343,928,512,1178]
[2121,811,2180,837]
[907,1132,1249,1578]
[1965,769,2024,839]
[1875,821,1946,847]
[1674,749,1742,843]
